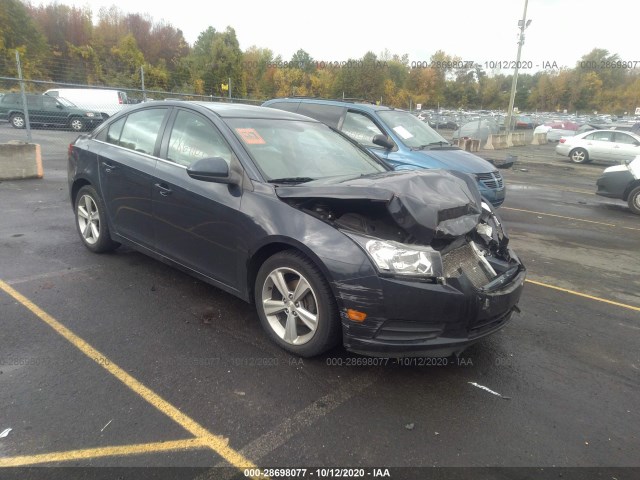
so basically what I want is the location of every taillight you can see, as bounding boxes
[559,138,566,143]
[68,143,73,156]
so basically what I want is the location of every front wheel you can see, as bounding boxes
[74,185,119,253]
[69,117,86,131]
[569,148,589,163]
[10,113,25,129]
[628,186,640,215]
[255,250,340,357]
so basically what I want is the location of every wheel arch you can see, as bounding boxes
[623,180,640,201]
[246,238,337,306]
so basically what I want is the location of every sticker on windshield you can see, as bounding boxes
[236,128,266,145]
[392,126,413,140]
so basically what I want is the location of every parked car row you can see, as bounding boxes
[68,100,526,358]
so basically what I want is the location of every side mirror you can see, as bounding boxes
[187,157,241,185]
[372,134,394,150]
[56,104,64,109]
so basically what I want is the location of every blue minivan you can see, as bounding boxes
[262,98,506,207]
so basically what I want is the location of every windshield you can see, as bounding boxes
[377,110,449,148]
[57,97,76,107]
[226,119,387,182]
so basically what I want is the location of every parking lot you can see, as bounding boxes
[0,124,639,478]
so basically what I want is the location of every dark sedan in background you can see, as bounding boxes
[68,101,526,357]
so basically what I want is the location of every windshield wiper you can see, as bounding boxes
[412,141,450,150]
[267,177,315,184]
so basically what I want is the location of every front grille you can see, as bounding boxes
[442,243,493,288]
[477,171,504,190]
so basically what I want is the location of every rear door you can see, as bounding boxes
[96,107,170,249]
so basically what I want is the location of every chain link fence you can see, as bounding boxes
[1,51,266,142]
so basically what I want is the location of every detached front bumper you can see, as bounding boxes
[335,259,526,357]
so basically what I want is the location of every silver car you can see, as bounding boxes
[556,129,640,164]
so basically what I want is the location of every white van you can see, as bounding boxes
[43,88,129,119]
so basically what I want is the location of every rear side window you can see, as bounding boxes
[103,117,126,145]
[297,103,344,128]
[586,131,613,141]
[118,108,167,155]
[1,94,21,105]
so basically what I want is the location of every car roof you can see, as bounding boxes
[131,100,322,122]
[262,97,397,113]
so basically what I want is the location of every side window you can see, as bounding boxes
[297,103,344,128]
[42,96,58,109]
[590,131,613,141]
[1,94,20,105]
[103,116,126,145]
[166,110,233,167]
[118,108,167,155]
[614,132,638,145]
[340,111,384,147]
[27,96,41,108]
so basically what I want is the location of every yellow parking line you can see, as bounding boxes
[502,207,640,231]
[0,438,209,467]
[0,279,257,470]
[526,279,640,312]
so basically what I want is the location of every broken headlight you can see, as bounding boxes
[346,234,443,278]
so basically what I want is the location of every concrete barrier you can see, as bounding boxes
[484,133,509,150]
[506,132,526,147]
[531,132,548,145]
[0,141,43,180]
[456,138,481,152]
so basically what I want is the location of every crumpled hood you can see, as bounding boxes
[275,169,483,243]
[413,148,496,174]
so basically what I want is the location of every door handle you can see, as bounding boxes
[102,162,118,173]
[155,183,173,196]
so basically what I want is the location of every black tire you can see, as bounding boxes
[569,147,589,164]
[627,186,640,215]
[254,250,340,357]
[69,117,86,132]
[10,113,25,129]
[74,185,119,253]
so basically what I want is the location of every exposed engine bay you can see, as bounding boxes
[275,169,521,290]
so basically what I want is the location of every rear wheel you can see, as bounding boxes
[10,113,25,129]
[69,117,86,131]
[569,147,589,163]
[628,186,640,215]
[74,185,119,253]
[254,250,340,357]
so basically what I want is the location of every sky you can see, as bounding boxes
[30,0,636,74]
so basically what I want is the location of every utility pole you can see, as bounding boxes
[505,0,530,134]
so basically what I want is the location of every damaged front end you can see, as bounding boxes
[277,169,526,357]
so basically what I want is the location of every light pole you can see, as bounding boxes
[504,0,531,134]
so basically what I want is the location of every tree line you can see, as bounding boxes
[2,0,640,114]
